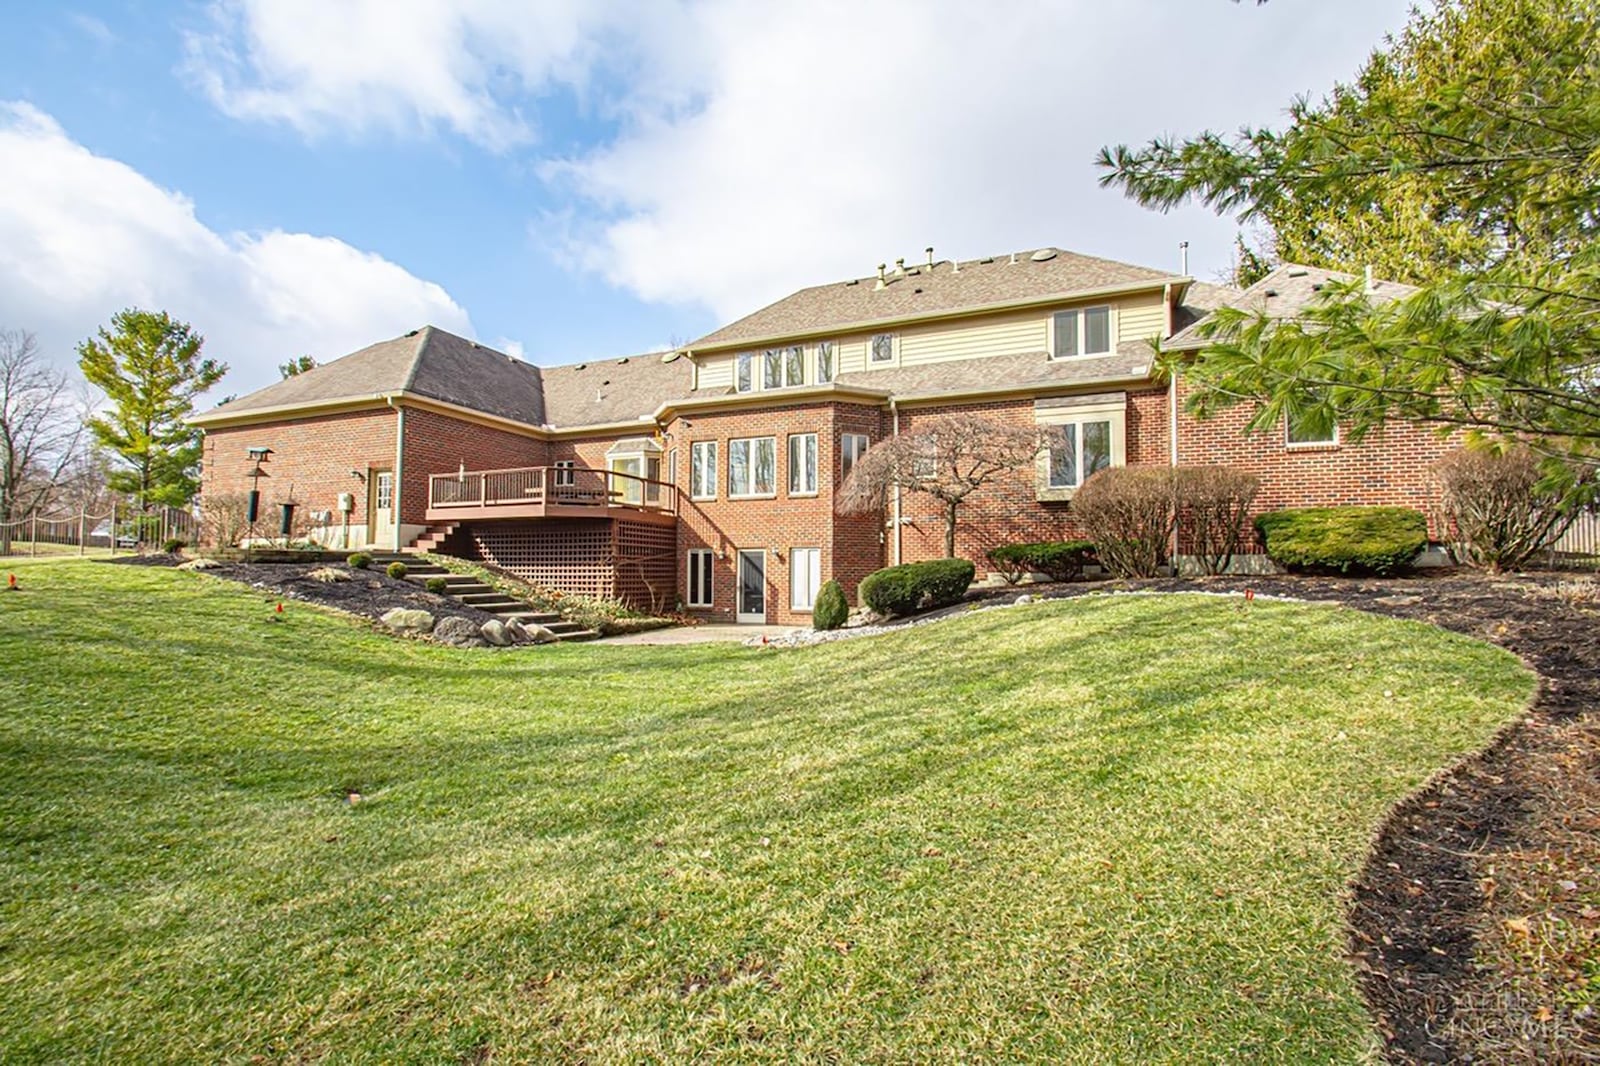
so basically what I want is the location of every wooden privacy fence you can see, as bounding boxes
[0,504,198,557]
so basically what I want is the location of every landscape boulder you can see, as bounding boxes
[520,623,559,645]
[432,616,483,647]
[480,619,513,646]
[379,607,435,635]
[176,558,222,571]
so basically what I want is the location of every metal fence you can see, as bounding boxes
[0,504,198,557]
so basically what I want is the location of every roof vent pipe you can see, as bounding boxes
[926,246,934,269]
[894,257,906,277]
[1009,252,1018,265]
[1179,240,1189,275]
[875,263,888,290]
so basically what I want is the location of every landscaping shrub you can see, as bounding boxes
[425,576,449,594]
[1435,446,1579,572]
[1072,467,1175,578]
[199,493,250,548]
[859,559,975,617]
[347,552,372,569]
[1255,506,1428,575]
[985,541,1096,584]
[1174,466,1260,575]
[386,561,409,580]
[161,537,187,554]
[812,579,848,630]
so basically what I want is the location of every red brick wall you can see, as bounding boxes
[200,408,397,541]
[894,389,1170,570]
[401,407,546,523]
[663,401,886,625]
[1174,379,1456,538]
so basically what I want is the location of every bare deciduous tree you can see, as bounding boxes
[836,412,1044,558]
[0,329,85,549]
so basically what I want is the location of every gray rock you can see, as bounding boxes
[1014,594,1034,605]
[521,623,559,644]
[379,607,435,634]
[433,616,481,646]
[176,557,222,571]
[1374,594,1422,607]
[480,619,513,646]
[844,606,888,628]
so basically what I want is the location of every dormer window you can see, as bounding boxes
[1052,306,1112,359]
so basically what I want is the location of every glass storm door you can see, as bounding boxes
[736,549,767,623]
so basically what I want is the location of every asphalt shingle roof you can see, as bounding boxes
[1165,265,1418,350]
[691,247,1182,350]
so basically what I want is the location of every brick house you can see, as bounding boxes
[192,249,1453,624]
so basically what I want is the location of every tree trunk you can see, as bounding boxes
[944,500,959,559]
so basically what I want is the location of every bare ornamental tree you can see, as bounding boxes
[0,329,87,550]
[836,412,1045,558]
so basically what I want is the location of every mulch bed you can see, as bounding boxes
[103,555,500,628]
[1014,569,1600,1063]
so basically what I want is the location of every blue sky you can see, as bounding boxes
[0,1,1414,399]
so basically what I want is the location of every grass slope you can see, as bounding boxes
[0,563,1533,1063]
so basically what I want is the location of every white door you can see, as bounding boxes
[370,469,395,548]
[736,549,767,623]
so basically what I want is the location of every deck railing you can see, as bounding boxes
[428,465,677,516]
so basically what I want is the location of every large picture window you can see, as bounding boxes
[729,436,777,497]
[788,433,818,495]
[790,548,821,611]
[686,548,713,607]
[1046,420,1112,488]
[690,441,717,499]
[1034,393,1127,500]
[1052,306,1112,358]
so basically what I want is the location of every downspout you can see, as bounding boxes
[387,395,405,551]
[1165,284,1181,573]
[890,397,902,566]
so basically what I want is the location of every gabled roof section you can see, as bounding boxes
[194,326,545,426]
[1165,264,1419,351]
[540,352,692,429]
[690,248,1184,351]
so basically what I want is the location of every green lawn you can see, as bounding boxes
[0,563,1533,1063]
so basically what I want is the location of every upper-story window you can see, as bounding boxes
[553,459,576,487]
[690,441,718,499]
[1052,306,1112,359]
[761,346,805,389]
[736,353,753,393]
[816,342,835,383]
[871,333,896,364]
[788,433,818,496]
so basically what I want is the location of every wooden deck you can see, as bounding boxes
[425,466,677,525]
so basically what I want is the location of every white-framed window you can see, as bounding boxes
[788,433,818,495]
[736,353,753,393]
[1034,393,1127,500]
[790,547,821,611]
[1286,412,1339,448]
[686,548,714,607]
[762,349,783,389]
[840,433,869,481]
[690,441,717,499]
[816,341,835,383]
[784,346,804,387]
[552,459,576,487]
[870,333,896,363]
[728,436,777,497]
[1045,421,1112,488]
[761,346,804,389]
[1051,306,1112,358]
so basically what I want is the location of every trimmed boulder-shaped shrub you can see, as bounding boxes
[425,576,449,594]
[859,559,975,618]
[347,552,372,569]
[386,561,409,580]
[812,579,849,630]
[1255,506,1428,576]
[1072,467,1176,578]
[985,540,1096,584]
[1174,466,1259,575]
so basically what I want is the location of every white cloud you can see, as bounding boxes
[188,0,1415,319]
[0,102,472,397]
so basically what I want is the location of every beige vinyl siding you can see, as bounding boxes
[695,355,736,390]
[836,339,869,374]
[1115,296,1166,343]
[897,309,1047,366]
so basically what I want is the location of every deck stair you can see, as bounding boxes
[368,552,598,642]
[407,522,461,554]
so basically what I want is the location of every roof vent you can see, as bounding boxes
[405,329,420,337]
[845,278,860,286]
[1030,248,1057,262]
[617,357,629,364]
[1009,252,1018,265]
[913,287,923,294]
[980,257,994,264]
[1287,268,1309,278]
[661,351,681,363]
[575,363,587,370]
[926,246,935,269]
[894,257,906,277]
[1264,289,1279,298]
[875,263,888,290]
